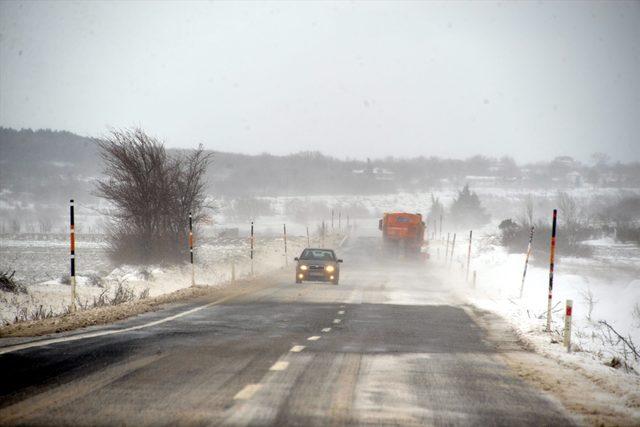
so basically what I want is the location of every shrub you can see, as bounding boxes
[95,128,212,265]
[0,269,26,293]
[87,274,105,288]
[498,218,594,261]
[225,197,274,221]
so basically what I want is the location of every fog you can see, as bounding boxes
[1,1,639,162]
[1,3,640,416]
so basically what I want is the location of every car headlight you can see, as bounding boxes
[299,265,308,271]
[325,265,335,273]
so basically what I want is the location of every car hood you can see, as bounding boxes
[298,259,334,266]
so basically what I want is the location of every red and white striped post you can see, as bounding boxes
[283,224,288,267]
[69,199,77,312]
[466,230,473,281]
[546,209,558,332]
[519,226,535,298]
[189,212,195,286]
[563,299,573,352]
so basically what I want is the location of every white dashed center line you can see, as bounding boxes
[333,319,341,324]
[270,361,289,371]
[290,345,305,352]
[234,384,262,400]
[338,310,345,315]
[321,327,331,332]
[307,336,321,341]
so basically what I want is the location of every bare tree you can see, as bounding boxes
[38,216,53,234]
[95,129,212,265]
[580,287,598,322]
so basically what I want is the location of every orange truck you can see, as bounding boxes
[378,212,426,256]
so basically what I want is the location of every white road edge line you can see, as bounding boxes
[290,345,305,352]
[333,319,341,324]
[234,384,262,400]
[269,361,290,371]
[0,293,242,356]
[321,327,331,333]
[307,336,321,341]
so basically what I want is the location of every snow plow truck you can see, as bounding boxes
[378,212,427,257]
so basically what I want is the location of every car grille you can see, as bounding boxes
[309,265,324,270]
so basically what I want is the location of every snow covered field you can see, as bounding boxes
[437,233,640,376]
[0,231,316,325]
[2,186,638,362]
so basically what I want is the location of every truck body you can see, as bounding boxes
[378,212,426,256]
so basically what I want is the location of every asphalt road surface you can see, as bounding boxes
[0,237,575,426]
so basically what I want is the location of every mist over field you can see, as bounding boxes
[1,1,640,425]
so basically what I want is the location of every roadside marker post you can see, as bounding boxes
[445,232,450,261]
[331,210,334,229]
[519,226,535,298]
[283,224,288,267]
[564,299,573,352]
[231,262,236,283]
[306,226,310,247]
[546,209,558,332]
[466,230,473,282]
[338,211,342,230]
[449,233,456,268]
[472,270,477,289]
[69,199,77,312]
[189,212,195,286]
[250,221,254,276]
[439,214,443,240]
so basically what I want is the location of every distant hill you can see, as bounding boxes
[2,127,639,208]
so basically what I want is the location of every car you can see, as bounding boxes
[294,248,343,285]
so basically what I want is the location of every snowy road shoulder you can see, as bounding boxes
[464,304,640,426]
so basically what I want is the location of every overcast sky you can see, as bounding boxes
[1,1,639,162]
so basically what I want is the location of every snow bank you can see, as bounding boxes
[440,235,640,374]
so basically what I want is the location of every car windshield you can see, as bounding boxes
[300,249,335,261]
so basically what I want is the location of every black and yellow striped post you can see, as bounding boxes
[546,209,558,332]
[189,212,195,286]
[69,199,77,312]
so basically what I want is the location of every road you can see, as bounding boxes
[0,236,575,426]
